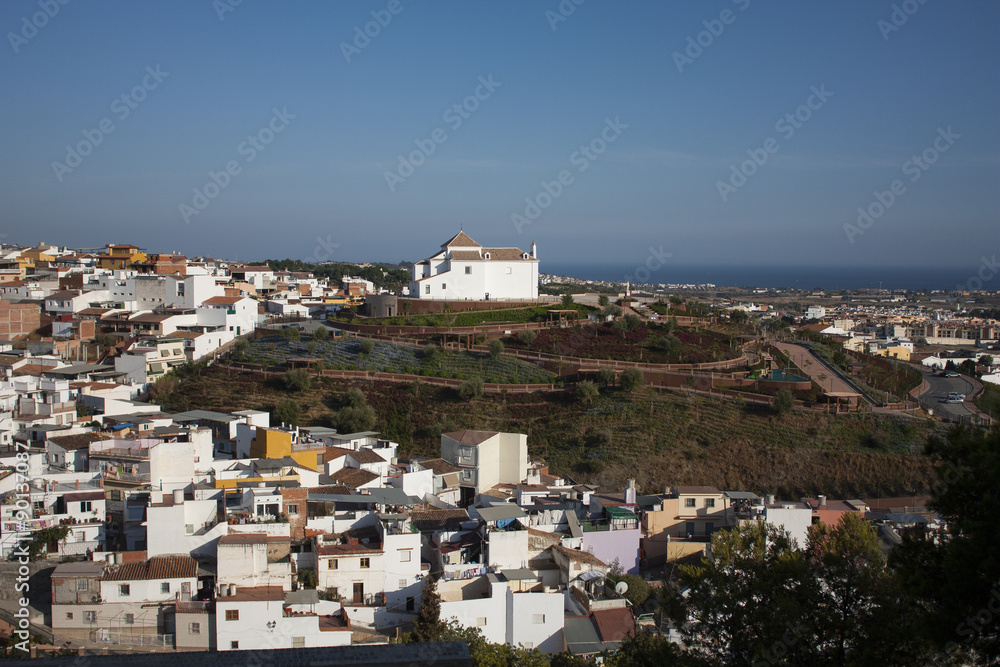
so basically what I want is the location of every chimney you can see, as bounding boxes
[818,495,827,507]
[765,493,775,505]
[229,584,237,597]
[530,242,537,259]
[624,478,637,505]
[172,488,184,504]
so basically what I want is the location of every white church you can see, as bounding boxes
[409,231,539,301]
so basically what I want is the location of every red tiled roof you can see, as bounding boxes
[329,468,379,489]
[441,231,481,248]
[102,555,197,581]
[416,458,461,475]
[220,585,284,602]
[442,430,498,445]
[553,545,607,568]
[675,485,721,495]
[219,533,269,546]
[591,607,635,642]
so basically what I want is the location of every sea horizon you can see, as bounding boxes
[539,262,979,292]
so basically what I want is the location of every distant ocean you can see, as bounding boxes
[542,263,972,292]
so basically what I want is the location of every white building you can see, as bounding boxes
[409,231,539,301]
[806,305,826,320]
[441,430,528,506]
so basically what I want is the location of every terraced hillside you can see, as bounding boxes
[161,365,939,499]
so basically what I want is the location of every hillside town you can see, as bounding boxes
[0,238,996,663]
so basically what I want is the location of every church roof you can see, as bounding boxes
[441,231,481,248]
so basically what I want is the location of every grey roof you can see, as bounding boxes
[566,511,583,539]
[43,363,116,376]
[284,589,319,605]
[308,494,378,505]
[332,431,379,439]
[500,568,537,581]
[564,616,617,656]
[52,561,106,577]
[364,487,414,507]
[725,491,762,500]
[172,409,240,423]
[474,505,527,522]
[253,457,299,470]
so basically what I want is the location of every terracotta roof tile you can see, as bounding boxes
[102,555,197,581]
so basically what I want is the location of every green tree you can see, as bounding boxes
[337,404,377,433]
[729,309,749,324]
[282,368,313,392]
[359,338,374,355]
[892,426,1000,660]
[652,334,681,356]
[604,304,622,318]
[576,380,599,405]
[620,368,643,392]
[305,340,319,355]
[608,629,702,667]
[422,343,441,362]
[806,513,910,664]
[606,572,651,609]
[231,337,250,357]
[596,368,616,387]
[343,386,367,407]
[312,325,329,341]
[488,338,504,359]
[517,329,537,346]
[411,576,443,642]
[274,398,301,426]
[666,521,819,666]
[598,294,610,307]
[280,326,300,342]
[459,378,484,400]
[561,293,575,308]
[774,387,795,415]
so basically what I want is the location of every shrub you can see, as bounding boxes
[517,330,537,346]
[598,295,610,307]
[281,326,301,342]
[561,293,575,308]
[232,337,250,357]
[337,404,377,433]
[343,386,367,407]
[274,398,302,426]
[774,388,795,415]
[489,339,504,359]
[282,369,313,392]
[596,368,616,387]
[459,378,484,400]
[359,338,374,355]
[620,368,643,392]
[576,380,599,405]
[423,344,441,361]
[312,326,328,340]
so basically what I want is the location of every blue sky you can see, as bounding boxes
[1,0,997,272]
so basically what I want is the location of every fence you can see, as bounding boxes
[94,628,174,648]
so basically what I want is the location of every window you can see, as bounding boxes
[225,609,239,621]
[329,559,338,570]
[505,267,512,274]
[287,504,298,515]
[185,524,194,535]
[231,641,239,650]
[399,579,407,588]
[465,266,472,274]
[292,637,305,648]
[161,583,170,594]
[77,579,89,591]
[684,498,696,508]
[705,522,714,535]
[532,614,545,624]
[476,617,487,626]
[400,550,411,562]
[80,501,92,512]
[66,612,73,620]
[425,285,430,294]
[189,622,200,635]
[124,614,134,625]
[118,584,130,596]
[441,283,446,291]
[85,611,96,623]
[360,557,370,569]
[705,498,715,508]
[110,490,121,501]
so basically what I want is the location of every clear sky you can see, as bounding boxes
[1,0,997,271]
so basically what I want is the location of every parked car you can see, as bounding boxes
[945,372,960,378]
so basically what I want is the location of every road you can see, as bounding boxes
[915,368,975,421]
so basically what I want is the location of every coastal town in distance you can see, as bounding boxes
[2,1,998,665]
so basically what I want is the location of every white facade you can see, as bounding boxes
[410,231,539,301]
[763,502,813,549]
[440,577,564,653]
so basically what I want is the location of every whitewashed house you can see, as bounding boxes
[409,231,539,301]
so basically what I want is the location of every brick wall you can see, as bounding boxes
[0,300,41,338]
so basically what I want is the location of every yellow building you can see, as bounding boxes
[98,244,147,270]
[17,244,57,270]
[248,426,321,471]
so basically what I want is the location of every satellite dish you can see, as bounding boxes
[615,581,629,595]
